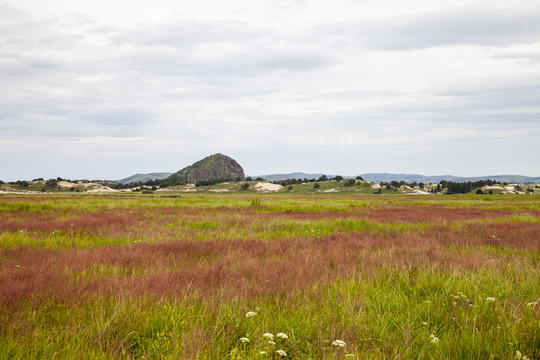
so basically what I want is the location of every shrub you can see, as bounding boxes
[314,183,320,189]
[344,179,356,187]
[241,183,250,190]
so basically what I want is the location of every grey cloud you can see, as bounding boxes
[322,8,540,50]
[111,22,335,77]
[113,20,263,48]
[492,52,540,64]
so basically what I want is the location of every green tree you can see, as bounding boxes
[241,183,250,190]
[314,183,320,189]
[45,179,58,188]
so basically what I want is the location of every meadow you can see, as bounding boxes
[0,193,538,359]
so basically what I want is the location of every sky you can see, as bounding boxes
[1,0,539,181]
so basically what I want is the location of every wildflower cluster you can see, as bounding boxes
[245,311,257,318]
[276,349,287,356]
[429,334,439,344]
[515,350,530,360]
[332,340,346,347]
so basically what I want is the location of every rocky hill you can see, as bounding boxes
[162,154,245,186]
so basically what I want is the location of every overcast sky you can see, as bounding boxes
[1,0,539,181]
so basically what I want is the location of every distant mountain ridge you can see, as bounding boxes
[117,172,173,184]
[252,172,540,184]
[253,173,333,182]
[359,174,540,184]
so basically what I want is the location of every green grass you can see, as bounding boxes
[1,270,537,359]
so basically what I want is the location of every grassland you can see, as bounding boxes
[0,193,538,359]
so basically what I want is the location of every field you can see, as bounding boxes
[0,193,538,359]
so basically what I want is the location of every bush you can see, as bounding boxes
[45,179,58,188]
[241,183,250,190]
[344,179,356,187]
[314,183,320,189]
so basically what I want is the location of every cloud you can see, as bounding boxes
[322,7,540,50]
[1,1,539,180]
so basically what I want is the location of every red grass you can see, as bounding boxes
[1,228,535,307]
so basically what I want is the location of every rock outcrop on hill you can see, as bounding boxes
[163,153,245,186]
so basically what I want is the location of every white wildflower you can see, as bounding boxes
[486,297,496,302]
[245,311,257,318]
[276,333,288,339]
[276,349,287,356]
[515,350,522,359]
[345,355,355,358]
[421,322,428,326]
[259,351,267,355]
[268,341,276,345]
[429,334,439,344]
[262,333,274,340]
[332,340,346,347]
[239,337,250,343]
